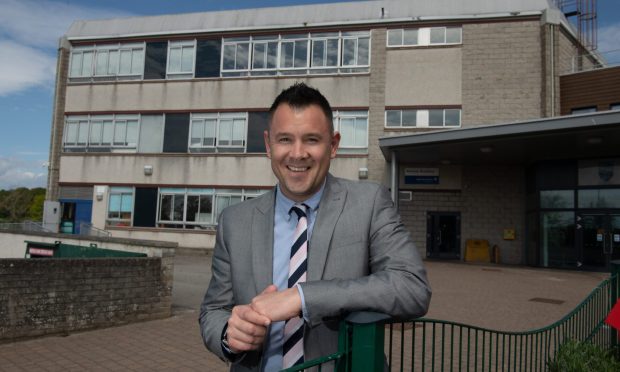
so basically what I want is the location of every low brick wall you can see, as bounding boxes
[0,257,172,343]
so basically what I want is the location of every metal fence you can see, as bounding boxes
[282,263,620,372]
[79,222,111,237]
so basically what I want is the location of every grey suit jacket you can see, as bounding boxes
[199,174,431,371]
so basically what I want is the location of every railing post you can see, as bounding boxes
[610,260,620,355]
[345,312,390,372]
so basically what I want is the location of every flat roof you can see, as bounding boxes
[65,0,558,40]
[379,110,620,165]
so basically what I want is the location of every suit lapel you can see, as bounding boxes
[252,190,275,294]
[308,174,346,281]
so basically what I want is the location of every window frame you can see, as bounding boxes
[333,110,369,151]
[69,43,145,80]
[106,187,134,226]
[384,108,461,128]
[188,112,248,152]
[167,40,196,78]
[63,114,141,151]
[387,26,462,47]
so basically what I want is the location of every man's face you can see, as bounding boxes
[264,104,340,202]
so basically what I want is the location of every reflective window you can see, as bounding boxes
[578,189,620,208]
[107,187,134,226]
[540,190,574,209]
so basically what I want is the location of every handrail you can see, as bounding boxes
[79,222,111,237]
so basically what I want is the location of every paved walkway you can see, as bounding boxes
[0,255,608,371]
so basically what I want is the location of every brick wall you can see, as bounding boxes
[461,20,543,126]
[0,257,172,343]
[399,165,525,264]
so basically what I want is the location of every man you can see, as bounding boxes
[200,83,431,371]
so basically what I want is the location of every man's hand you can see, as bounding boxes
[251,285,302,322]
[226,286,275,353]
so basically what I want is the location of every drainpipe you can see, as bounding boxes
[390,151,398,210]
[550,24,555,117]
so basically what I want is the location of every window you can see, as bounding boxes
[63,115,140,151]
[107,187,133,226]
[221,31,370,77]
[69,43,144,79]
[385,108,460,128]
[189,113,247,153]
[571,106,597,114]
[387,27,462,47]
[611,103,620,110]
[157,188,263,229]
[167,40,195,77]
[385,109,417,127]
[333,111,368,154]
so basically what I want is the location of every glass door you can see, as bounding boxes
[426,212,461,259]
[578,213,620,270]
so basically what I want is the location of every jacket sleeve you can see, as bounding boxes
[299,184,432,327]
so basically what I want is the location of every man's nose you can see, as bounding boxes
[290,141,307,159]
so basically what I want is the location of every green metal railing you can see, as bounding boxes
[282,262,620,372]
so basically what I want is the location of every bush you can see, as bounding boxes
[547,339,620,372]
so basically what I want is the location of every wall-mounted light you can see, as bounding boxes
[95,186,106,201]
[359,167,369,179]
[144,165,153,176]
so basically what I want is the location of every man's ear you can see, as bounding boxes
[264,130,271,158]
[330,131,341,159]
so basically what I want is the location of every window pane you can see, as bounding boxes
[386,111,401,127]
[81,51,93,76]
[253,43,266,69]
[342,39,356,66]
[354,118,367,146]
[131,49,144,74]
[312,39,325,67]
[294,40,308,68]
[109,195,121,212]
[402,110,417,126]
[186,195,199,222]
[444,109,460,126]
[77,121,89,145]
[169,47,181,72]
[446,28,462,43]
[70,53,82,77]
[340,118,355,146]
[204,119,216,146]
[108,50,119,74]
[326,39,339,66]
[120,194,133,212]
[267,42,278,69]
[216,196,229,219]
[219,119,232,145]
[65,123,78,144]
[579,189,620,208]
[126,120,138,146]
[541,190,574,208]
[430,28,446,44]
[280,42,294,68]
[90,121,102,144]
[403,29,418,45]
[114,121,127,145]
[119,50,132,74]
[95,51,108,75]
[429,110,444,126]
[198,195,213,222]
[387,29,402,46]
[232,119,245,146]
[223,44,236,70]
[181,46,194,72]
[191,120,203,146]
[159,195,172,221]
[357,37,369,65]
[102,120,114,145]
[173,195,184,221]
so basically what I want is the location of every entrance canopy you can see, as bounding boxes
[379,111,620,165]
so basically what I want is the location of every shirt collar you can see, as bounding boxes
[275,180,326,221]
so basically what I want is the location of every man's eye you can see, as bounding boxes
[278,137,291,143]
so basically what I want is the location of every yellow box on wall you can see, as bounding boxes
[503,229,516,240]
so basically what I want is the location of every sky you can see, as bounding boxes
[0,0,618,190]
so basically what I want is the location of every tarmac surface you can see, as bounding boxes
[0,253,608,371]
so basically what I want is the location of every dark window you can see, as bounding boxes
[163,113,190,153]
[133,187,158,227]
[196,39,222,78]
[144,42,168,80]
[536,161,577,189]
[247,112,269,153]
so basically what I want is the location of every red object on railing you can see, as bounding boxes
[605,300,620,330]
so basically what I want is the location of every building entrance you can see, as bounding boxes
[578,212,620,270]
[426,212,461,259]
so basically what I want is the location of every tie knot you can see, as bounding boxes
[290,204,307,220]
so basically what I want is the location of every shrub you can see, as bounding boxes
[547,339,620,372]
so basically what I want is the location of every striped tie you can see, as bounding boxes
[283,204,308,369]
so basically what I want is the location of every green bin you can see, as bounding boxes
[25,241,147,258]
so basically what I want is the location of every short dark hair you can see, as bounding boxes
[268,82,334,133]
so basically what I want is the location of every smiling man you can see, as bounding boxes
[199,83,431,372]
